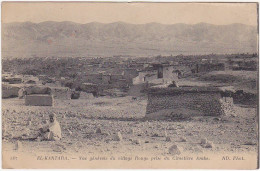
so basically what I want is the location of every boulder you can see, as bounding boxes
[180,137,187,142]
[95,128,102,134]
[204,141,214,148]
[169,145,181,155]
[166,136,171,142]
[129,129,135,134]
[113,132,123,141]
[133,139,141,145]
[201,138,207,144]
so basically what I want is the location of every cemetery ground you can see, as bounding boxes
[2,95,258,157]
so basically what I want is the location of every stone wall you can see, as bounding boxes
[3,77,22,84]
[146,87,228,118]
[111,79,128,88]
[23,86,51,95]
[233,91,257,106]
[79,92,94,99]
[80,83,99,96]
[2,84,20,98]
[51,87,71,100]
[110,74,124,81]
[83,74,102,84]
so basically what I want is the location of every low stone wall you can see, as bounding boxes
[51,87,71,100]
[80,83,99,96]
[79,92,94,99]
[25,95,53,106]
[233,91,257,106]
[2,84,20,98]
[23,86,51,95]
[18,85,51,99]
[146,87,229,119]
[3,77,22,84]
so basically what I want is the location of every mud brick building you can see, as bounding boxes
[122,68,139,86]
[133,64,179,85]
[146,86,234,118]
[194,63,225,73]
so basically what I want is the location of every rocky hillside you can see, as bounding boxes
[2,21,258,58]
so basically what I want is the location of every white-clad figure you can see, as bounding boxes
[37,113,61,141]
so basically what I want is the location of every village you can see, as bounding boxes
[2,53,258,158]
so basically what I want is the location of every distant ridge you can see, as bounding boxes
[2,21,257,58]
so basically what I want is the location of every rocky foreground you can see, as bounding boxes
[2,96,258,157]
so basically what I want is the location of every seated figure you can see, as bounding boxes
[37,113,61,141]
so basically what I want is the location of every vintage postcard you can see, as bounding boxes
[1,2,259,169]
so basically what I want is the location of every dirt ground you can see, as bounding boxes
[2,95,258,158]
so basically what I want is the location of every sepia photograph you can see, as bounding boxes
[1,2,259,169]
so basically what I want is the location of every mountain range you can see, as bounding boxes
[2,21,258,58]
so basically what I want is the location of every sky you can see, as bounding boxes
[2,2,258,26]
